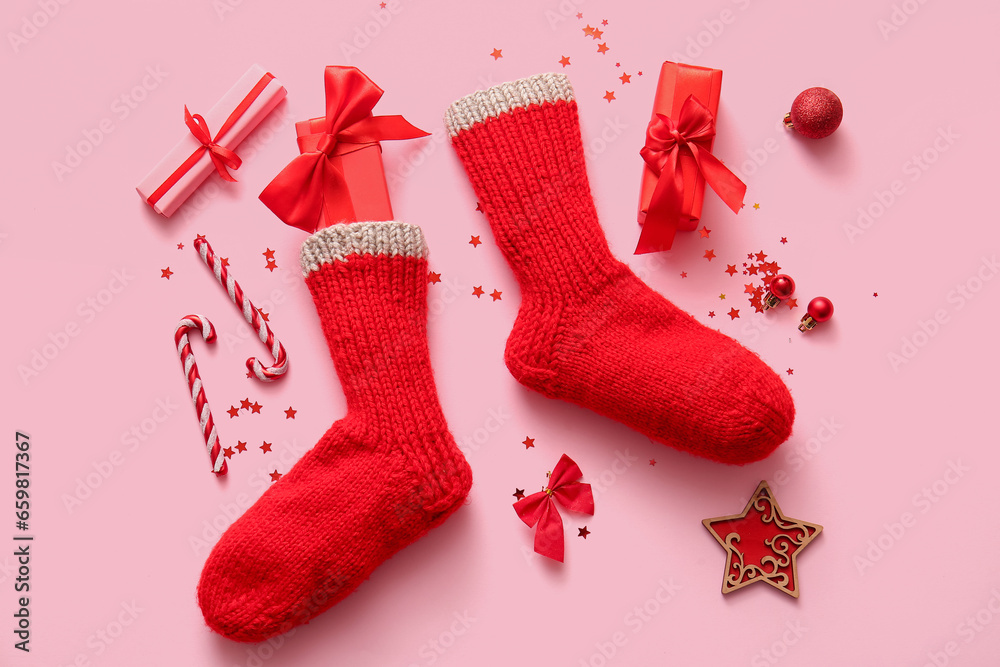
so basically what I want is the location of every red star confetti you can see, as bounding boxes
[220,257,229,268]
[708,311,715,318]
[379,1,386,7]
[223,447,235,459]
[603,91,616,103]
[744,284,757,295]
[235,441,248,453]
[428,271,441,284]
[513,488,526,500]
[472,286,485,298]
[699,226,711,238]
[284,407,297,419]
[265,259,277,272]
[786,369,794,375]
[240,398,252,410]
[196,234,206,241]
[490,289,503,301]
[269,470,282,482]
[601,18,608,25]
[576,11,583,18]
[523,437,535,449]
[227,405,239,418]
[704,249,716,261]
[725,265,738,277]
[619,72,631,84]
[161,267,173,279]
[475,202,483,212]
[469,235,482,247]
[755,251,767,262]
[596,42,610,54]
[728,308,740,320]
[703,480,822,598]
[177,243,184,250]
[263,248,275,260]
[578,526,591,539]
[260,441,272,453]
[780,237,788,244]
[680,271,688,278]
[251,401,262,414]
[559,55,571,67]
[490,48,503,60]
[256,307,269,322]
[873,292,878,297]
[583,24,595,36]
[591,28,603,40]
[649,459,656,466]
[786,298,798,309]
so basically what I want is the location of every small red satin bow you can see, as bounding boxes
[259,66,429,233]
[183,106,242,182]
[513,454,594,562]
[636,94,746,254]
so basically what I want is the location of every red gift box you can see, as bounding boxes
[259,66,429,234]
[635,61,745,254]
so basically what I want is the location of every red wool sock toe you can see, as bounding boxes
[198,221,472,642]
[445,73,794,464]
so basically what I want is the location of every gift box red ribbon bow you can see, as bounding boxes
[513,454,594,563]
[637,94,746,253]
[259,66,429,233]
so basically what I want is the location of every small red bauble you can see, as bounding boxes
[784,87,843,139]
[762,274,795,311]
[798,297,834,332]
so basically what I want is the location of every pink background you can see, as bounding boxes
[4,0,999,665]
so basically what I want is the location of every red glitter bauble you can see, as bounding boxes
[806,297,834,322]
[769,274,795,300]
[785,87,843,139]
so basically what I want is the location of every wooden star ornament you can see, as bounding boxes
[703,481,822,598]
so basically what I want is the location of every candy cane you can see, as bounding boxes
[175,315,227,476]
[193,236,288,381]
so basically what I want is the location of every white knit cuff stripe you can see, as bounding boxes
[300,221,428,276]
[444,73,575,138]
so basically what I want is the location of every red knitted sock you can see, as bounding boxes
[445,73,794,464]
[198,221,472,642]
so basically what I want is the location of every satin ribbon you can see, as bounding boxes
[259,66,429,233]
[146,72,275,206]
[513,454,594,563]
[636,94,746,254]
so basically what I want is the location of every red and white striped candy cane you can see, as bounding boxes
[175,315,227,476]
[193,236,288,381]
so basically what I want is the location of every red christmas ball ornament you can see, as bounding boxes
[783,87,843,139]
[762,274,796,311]
[798,297,834,332]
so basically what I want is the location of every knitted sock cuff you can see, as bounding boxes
[299,221,428,276]
[444,73,574,137]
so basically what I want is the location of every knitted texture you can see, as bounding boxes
[198,221,472,642]
[445,73,795,464]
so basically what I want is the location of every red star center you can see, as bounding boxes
[161,267,173,279]
[235,441,248,453]
[490,289,502,301]
[522,437,535,449]
[226,406,239,418]
[472,286,485,298]
[428,271,441,284]
[704,249,716,261]
[284,407,297,419]
[703,481,822,598]
[725,264,738,276]
[469,235,482,247]
[250,402,262,414]
[260,441,272,453]
[263,248,275,260]
[269,470,282,482]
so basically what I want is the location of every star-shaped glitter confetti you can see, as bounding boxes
[263,248,275,261]
[725,264,738,277]
[469,235,482,247]
[619,73,631,84]
[780,237,788,244]
[559,55,571,67]
[596,42,610,54]
[472,286,485,298]
[704,249,716,261]
[491,48,503,60]
[240,398,252,411]
[680,271,688,278]
[601,18,608,25]
[257,307,269,322]
[786,369,794,375]
[265,260,277,272]
[728,308,740,320]
[250,401,262,414]
[490,289,503,301]
[177,243,184,250]
[513,488,526,500]
[161,267,173,279]
[269,470,282,482]
[223,446,235,459]
[227,406,239,418]
[603,91,616,103]
[260,441,272,453]
[583,24,595,36]
[591,28,603,40]
[708,311,715,318]
[703,480,822,598]
[578,526,591,539]
[786,298,798,309]
[235,441,248,453]
[284,407,297,419]
[755,251,767,262]
[699,226,711,238]
[428,271,441,284]
[523,437,535,449]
